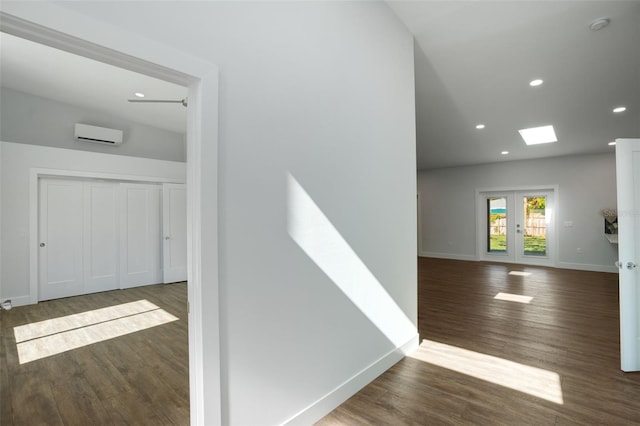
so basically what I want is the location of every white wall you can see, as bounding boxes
[0,142,186,305]
[0,2,417,425]
[0,87,186,162]
[418,153,619,272]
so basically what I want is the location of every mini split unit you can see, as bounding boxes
[74,123,123,145]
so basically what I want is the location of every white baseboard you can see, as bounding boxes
[283,334,419,425]
[420,251,477,261]
[1,294,32,308]
[420,253,618,274]
[556,262,619,274]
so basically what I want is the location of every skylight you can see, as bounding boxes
[518,125,557,145]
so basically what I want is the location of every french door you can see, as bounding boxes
[479,189,555,266]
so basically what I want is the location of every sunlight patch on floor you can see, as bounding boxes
[409,339,563,405]
[509,271,532,276]
[14,300,178,364]
[287,173,415,348]
[494,292,533,304]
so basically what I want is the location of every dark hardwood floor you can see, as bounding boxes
[0,283,189,426]
[3,260,640,425]
[318,257,640,425]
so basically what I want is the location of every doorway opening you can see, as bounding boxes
[1,10,218,423]
[477,187,557,267]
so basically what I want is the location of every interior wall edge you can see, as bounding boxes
[283,334,420,426]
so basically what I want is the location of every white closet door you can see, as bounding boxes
[39,178,84,300]
[83,181,120,294]
[162,183,187,283]
[120,183,162,288]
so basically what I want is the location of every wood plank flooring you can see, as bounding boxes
[318,258,640,425]
[0,283,189,426]
[4,261,640,425]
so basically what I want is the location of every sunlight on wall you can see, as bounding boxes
[410,340,563,405]
[14,300,178,364]
[494,292,533,304]
[286,173,415,348]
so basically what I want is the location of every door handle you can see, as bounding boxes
[165,236,171,240]
[627,262,637,270]
[40,242,46,247]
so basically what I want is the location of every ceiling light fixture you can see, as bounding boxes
[518,125,557,145]
[501,151,509,155]
[475,124,485,129]
[613,106,626,113]
[134,92,145,98]
[589,17,610,31]
[529,79,543,87]
[608,141,616,146]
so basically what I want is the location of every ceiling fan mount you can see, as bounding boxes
[128,98,188,107]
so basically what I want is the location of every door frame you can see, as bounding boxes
[1,8,220,424]
[475,185,559,267]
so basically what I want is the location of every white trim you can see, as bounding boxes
[420,251,477,261]
[283,334,419,425]
[32,167,186,184]
[2,295,30,308]
[422,253,619,273]
[1,8,220,424]
[476,184,559,193]
[417,192,422,256]
[556,262,619,274]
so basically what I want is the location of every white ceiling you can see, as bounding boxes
[0,32,187,134]
[389,1,640,170]
[1,2,638,169]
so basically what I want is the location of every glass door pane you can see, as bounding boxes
[487,197,507,253]
[521,195,547,256]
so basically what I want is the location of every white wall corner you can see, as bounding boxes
[282,334,419,426]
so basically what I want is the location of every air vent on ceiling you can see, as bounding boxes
[74,123,123,145]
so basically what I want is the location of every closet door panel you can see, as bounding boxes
[39,178,84,301]
[162,183,187,283]
[83,181,120,294]
[120,183,162,288]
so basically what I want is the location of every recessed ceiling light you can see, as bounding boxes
[613,106,626,113]
[589,17,610,31]
[608,141,616,146]
[518,125,557,145]
[476,124,485,129]
[529,79,543,87]
[134,92,145,98]
[501,151,509,155]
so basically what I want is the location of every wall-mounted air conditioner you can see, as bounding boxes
[74,123,123,145]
